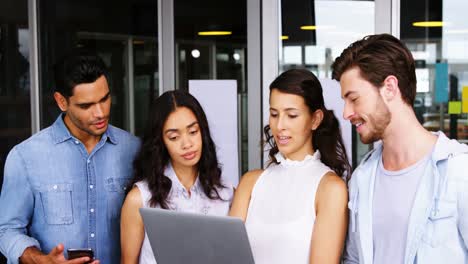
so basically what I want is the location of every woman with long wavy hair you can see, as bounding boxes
[121,90,233,264]
[230,69,351,264]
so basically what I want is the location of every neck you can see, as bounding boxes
[171,161,198,191]
[63,114,101,154]
[283,149,315,161]
[381,107,437,170]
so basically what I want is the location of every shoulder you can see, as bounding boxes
[15,126,54,150]
[123,186,143,208]
[238,169,264,189]
[108,125,141,145]
[234,169,264,195]
[319,172,347,195]
[316,172,348,208]
[7,127,55,161]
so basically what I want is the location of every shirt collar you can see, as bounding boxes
[165,162,202,193]
[51,113,117,145]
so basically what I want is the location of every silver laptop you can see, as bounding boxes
[140,207,255,264]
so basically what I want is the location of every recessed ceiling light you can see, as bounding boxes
[191,49,200,58]
[300,25,318,30]
[198,31,232,36]
[412,21,444,27]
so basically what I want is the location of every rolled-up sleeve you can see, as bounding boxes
[0,147,40,263]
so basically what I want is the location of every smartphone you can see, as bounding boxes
[67,248,94,263]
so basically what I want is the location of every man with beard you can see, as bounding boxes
[0,52,140,264]
[332,34,468,264]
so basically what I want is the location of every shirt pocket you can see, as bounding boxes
[104,177,131,220]
[104,177,130,193]
[39,183,74,225]
[423,200,457,247]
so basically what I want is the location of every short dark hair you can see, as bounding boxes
[331,34,417,106]
[54,50,108,98]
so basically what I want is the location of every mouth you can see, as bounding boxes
[276,136,291,145]
[352,120,365,132]
[181,151,197,160]
[93,120,108,129]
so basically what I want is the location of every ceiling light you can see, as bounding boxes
[281,35,289,40]
[191,49,200,58]
[300,25,318,30]
[412,21,444,27]
[198,31,232,36]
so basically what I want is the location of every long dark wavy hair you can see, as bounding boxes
[264,69,352,180]
[129,90,225,209]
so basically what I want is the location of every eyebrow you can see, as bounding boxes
[75,92,111,106]
[343,91,356,99]
[269,107,300,111]
[164,121,199,134]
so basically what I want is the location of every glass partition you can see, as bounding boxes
[401,0,468,144]
[38,0,158,136]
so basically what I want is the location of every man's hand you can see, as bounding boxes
[20,244,99,264]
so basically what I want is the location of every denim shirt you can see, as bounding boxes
[343,132,468,264]
[0,114,140,264]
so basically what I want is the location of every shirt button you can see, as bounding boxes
[90,208,94,213]
[87,159,90,164]
[53,185,58,190]
[89,185,94,189]
[74,140,79,144]
[90,233,95,238]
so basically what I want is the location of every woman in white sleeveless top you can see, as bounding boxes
[230,69,351,264]
[120,91,233,264]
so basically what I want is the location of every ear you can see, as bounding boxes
[54,92,68,112]
[311,109,324,130]
[380,75,399,102]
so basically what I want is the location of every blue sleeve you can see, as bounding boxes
[0,147,41,263]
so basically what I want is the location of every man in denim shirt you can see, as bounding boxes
[332,34,468,263]
[0,52,140,263]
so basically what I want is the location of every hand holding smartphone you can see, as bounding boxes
[67,248,94,264]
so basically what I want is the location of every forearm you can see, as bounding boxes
[19,246,46,264]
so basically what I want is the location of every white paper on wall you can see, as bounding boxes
[189,80,240,186]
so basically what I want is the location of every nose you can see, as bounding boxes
[343,102,354,121]
[275,114,286,131]
[181,134,193,150]
[93,103,104,118]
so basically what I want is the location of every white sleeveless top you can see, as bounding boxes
[245,151,332,264]
[135,164,234,264]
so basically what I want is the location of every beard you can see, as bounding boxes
[357,101,391,144]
